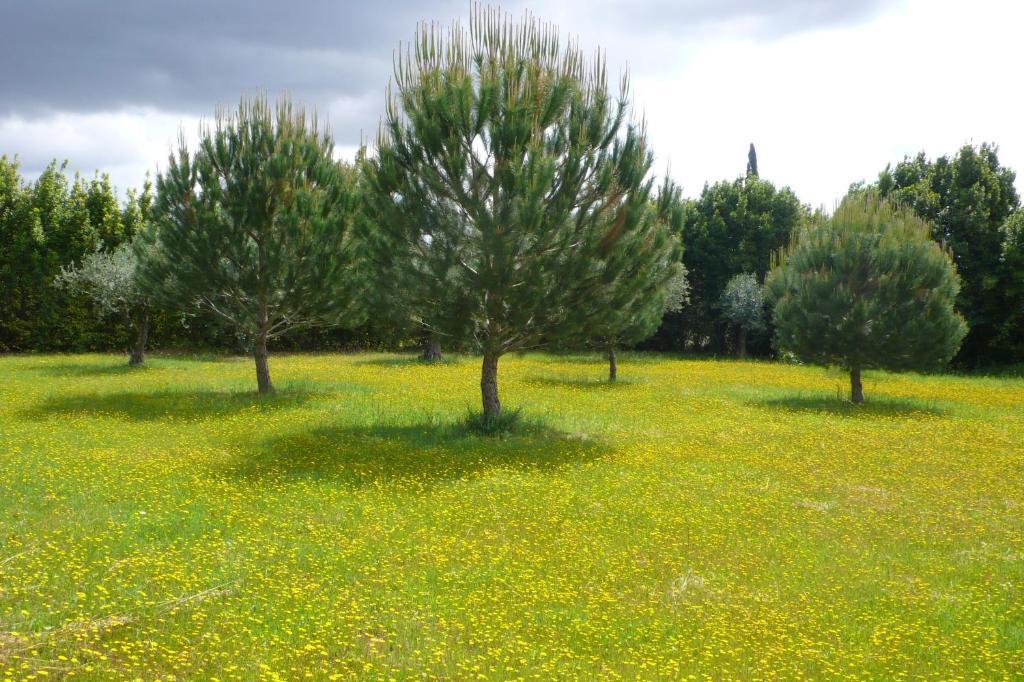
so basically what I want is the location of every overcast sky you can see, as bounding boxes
[1,0,1021,207]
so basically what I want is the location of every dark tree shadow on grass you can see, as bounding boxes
[24,387,321,422]
[32,361,154,378]
[352,355,460,368]
[754,395,945,418]
[525,375,642,389]
[225,420,611,488]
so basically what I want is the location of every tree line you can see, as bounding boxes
[1,8,1018,414]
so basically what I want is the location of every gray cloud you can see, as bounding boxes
[0,0,894,191]
[1,1,891,116]
[0,1,467,131]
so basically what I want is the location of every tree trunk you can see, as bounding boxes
[480,351,501,418]
[128,309,149,366]
[254,335,274,395]
[607,345,618,382]
[420,333,442,362]
[850,366,864,404]
[737,327,747,359]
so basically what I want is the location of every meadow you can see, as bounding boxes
[0,352,1022,680]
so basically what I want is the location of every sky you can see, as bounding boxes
[1,0,1021,208]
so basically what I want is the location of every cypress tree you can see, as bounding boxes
[746,143,758,178]
[365,7,661,420]
[138,95,363,394]
[767,193,966,403]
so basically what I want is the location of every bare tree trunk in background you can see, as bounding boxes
[608,345,618,382]
[480,351,501,418]
[850,366,863,404]
[128,308,149,366]
[420,333,442,362]
[737,327,747,359]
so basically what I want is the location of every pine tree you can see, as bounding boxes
[565,177,688,381]
[365,7,661,420]
[357,162,475,363]
[746,143,758,178]
[138,96,363,394]
[767,193,966,403]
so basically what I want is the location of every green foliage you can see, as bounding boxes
[55,240,152,363]
[139,96,364,390]
[661,175,806,354]
[767,193,967,399]
[996,210,1024,358]
[0,157,131,351]
[720,272,765,331]
[875,143,1020,364]
[563,177,688,358]
[365,7,664,414]
[55,242,143,315]
[719,272,766,358]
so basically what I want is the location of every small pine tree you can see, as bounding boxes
[138,95,363,394]
[719,272,764,358]
[567,177,688,381]
[766,193,966,403]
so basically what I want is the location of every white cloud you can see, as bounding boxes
[0,108,200,194]
[636,0,1024,205]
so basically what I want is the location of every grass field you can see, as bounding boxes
[1,353,1022,680]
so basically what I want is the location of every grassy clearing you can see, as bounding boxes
[1,352,1022,680]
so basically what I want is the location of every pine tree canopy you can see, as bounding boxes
[365,6,663,417]
[766,193,967,402]
[138,95,364,393]
[560,177,688,371]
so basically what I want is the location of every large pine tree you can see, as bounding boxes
[365,7,664,419]
[138,96,363,394]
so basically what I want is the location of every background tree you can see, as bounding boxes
[0,158,116,352]
[746,143,758,178]
[55,241,151,364]
[875,143,1019,364]
[767,193,966,403]
[655,176,806,354]
[366,7,663,421]
[996,209,1024,359]
[138,96,363,394]
[719,272,765,358]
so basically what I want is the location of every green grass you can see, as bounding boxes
[1,352,1022,679]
